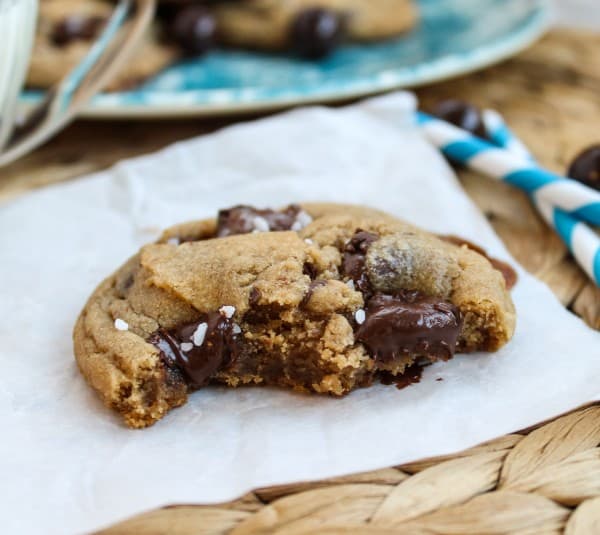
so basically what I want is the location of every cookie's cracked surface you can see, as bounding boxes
[73,203,516,428]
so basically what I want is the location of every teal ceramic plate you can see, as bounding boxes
[23,0,551,118]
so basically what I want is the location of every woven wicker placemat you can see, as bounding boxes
[2,28,599,535]
[98,405,600,534]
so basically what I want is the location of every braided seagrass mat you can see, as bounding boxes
[3,29,599,535]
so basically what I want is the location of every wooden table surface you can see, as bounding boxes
[2,28,599,333]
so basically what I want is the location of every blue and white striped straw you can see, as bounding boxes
[482,110,534,162]
[481,110,600,287]
[416,111,600,228]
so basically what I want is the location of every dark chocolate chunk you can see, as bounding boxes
[303,262,318,279]
[356,291,462,363]
[290,8,344,59]
[216,204,304,237]
[567,144,600,191]
[169,6,217,55]
[342,230,379,295]
[433,100,488,139]
[52,15,106,46]
[439,235,518,290]
[149,311,241,387]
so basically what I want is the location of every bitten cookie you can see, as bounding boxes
[73,203,516,428]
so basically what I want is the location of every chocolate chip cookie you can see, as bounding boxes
[183,0,419,56]
[73,203,516,428]
[27,0,178,91]
[28,0,418,90]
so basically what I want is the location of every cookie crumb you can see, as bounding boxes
[354,309,366,325]
[181,342,194,352]
[219,305,236,319]
[114,318,129,331]
[192,322,208,346]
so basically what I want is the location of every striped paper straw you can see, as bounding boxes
[481,110,600,287]
[416,111,600,228]
[482,109,534,162]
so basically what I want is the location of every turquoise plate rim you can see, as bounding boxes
[22,0,552,118]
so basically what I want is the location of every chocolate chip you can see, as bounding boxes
[432,100,488,139]
[355,291,462,364]
[149,312,241,387]
[300,280,327,308]
[303,262,318,279]
[52,15,106,46]
[216,205,304,237]
[170,6,217,55]
[290,8,344,59]
[567,144,600,191]
[342,230,379,296]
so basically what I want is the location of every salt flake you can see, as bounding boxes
[192,323,208,346]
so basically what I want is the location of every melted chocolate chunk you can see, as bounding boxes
[568,144,600,191]
[356,291,462,363]
[149,311,241,387]
[290,8,345,59]
[216,204,304,237]
[52,15,105,46]
[440,235,518,290]
[432,100,488,139]
[342,230,379,295]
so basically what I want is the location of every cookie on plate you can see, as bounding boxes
[27,0,178,91]
[73,203,516,428]
[203,0,418,56]
[28,0,418,90]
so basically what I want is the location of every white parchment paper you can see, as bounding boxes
[1,93,599,535]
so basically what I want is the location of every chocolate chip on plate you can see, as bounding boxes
[432,99,488,139]
[52,15,106,46]
[290,8,344,59]
[567,144,600,191]
[170,6,217,55]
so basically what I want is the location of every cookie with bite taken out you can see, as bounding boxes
[73,203,516,428]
